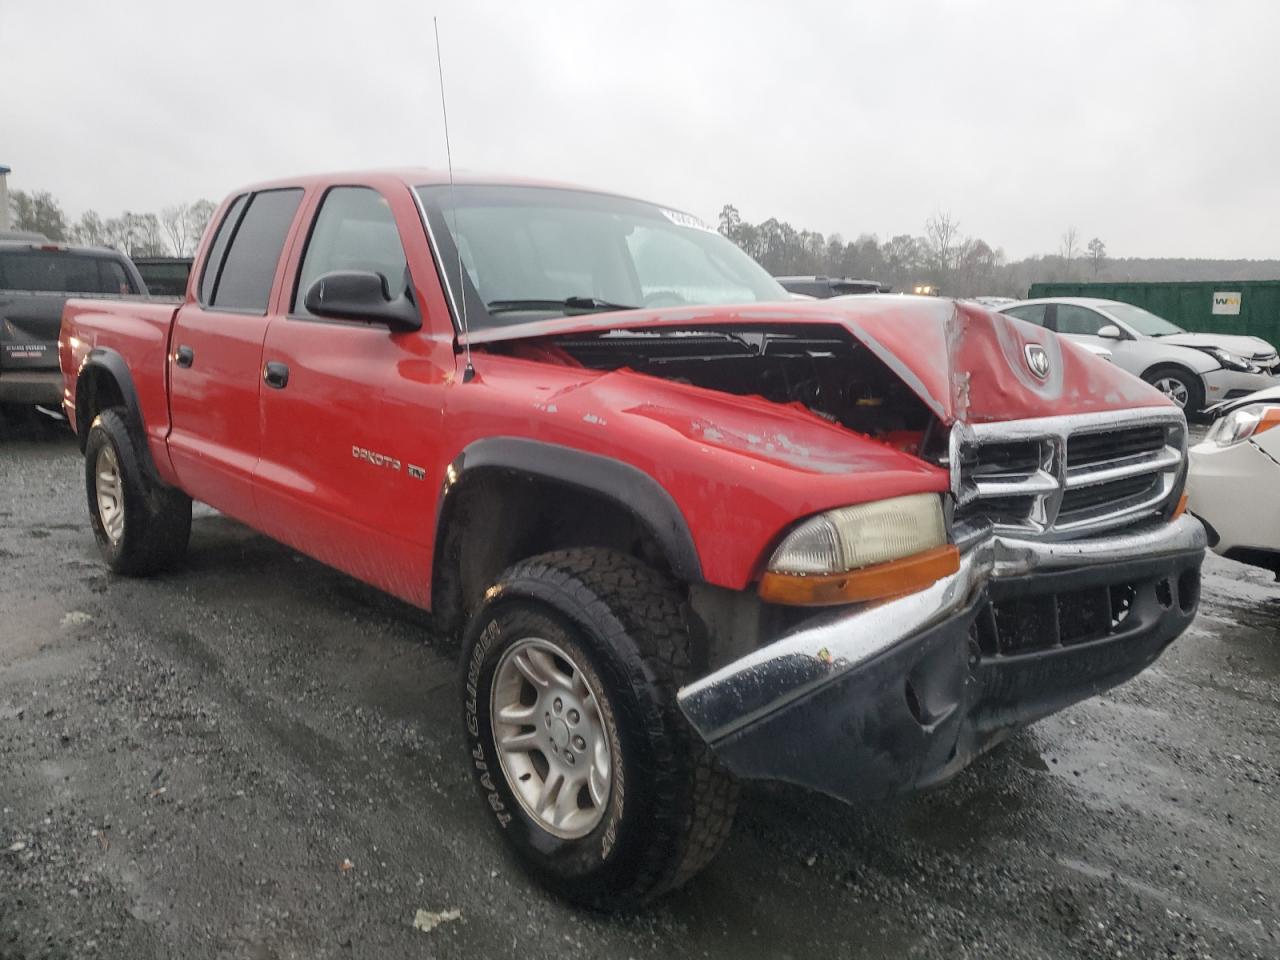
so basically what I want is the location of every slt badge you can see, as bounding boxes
[1024,343,1051,380]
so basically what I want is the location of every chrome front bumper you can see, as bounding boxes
[677,514,1206,803]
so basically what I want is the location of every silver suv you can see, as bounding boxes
[999,297,1280,413]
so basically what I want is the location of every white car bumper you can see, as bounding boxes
[1201,367,1280,404]
[1187,433,1280,572]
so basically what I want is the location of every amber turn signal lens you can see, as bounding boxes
[758,544,961,607]
[1172,492,1189,519]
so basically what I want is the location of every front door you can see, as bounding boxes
[1053,304,1138,375]
[254,183,454,607]
[167,188,304,523]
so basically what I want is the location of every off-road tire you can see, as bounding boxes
[84,407,192,575]
[461,548,738,910]
[1142,365,1204,416]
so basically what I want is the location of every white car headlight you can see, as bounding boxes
[1206,347,1255,372]
[768,493,948,575]
[1206,403,1280,447]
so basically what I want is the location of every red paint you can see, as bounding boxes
[60,170,1175,607]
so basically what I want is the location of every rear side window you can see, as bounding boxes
[1004,304,1047,327]
[199,194,248,304]
[205,189,303,313]
[0,251,135,294]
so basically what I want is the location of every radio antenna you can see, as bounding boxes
[434,16,475,383]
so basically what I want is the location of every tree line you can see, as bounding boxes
[7,189,216,258]
[11,187,1277,290]
[718,204,1116,298]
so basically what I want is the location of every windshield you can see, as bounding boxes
[416,185,787,329]
[1102,302,1184,337]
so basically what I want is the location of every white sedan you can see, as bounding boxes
[1187,386,1280,577]
[999,297,1280,414]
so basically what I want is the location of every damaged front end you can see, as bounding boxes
[667,392,1204,803]
[674,399,1205,805]
[472,298,1207,804]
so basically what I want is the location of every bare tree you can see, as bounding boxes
[161,203,191,257]
[71,210,109,247]
[925,211,961,275]
[1087,237,1107,277]
[185,200,217,246]
[1059,226,1080,277]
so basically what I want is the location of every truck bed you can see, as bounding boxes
[61,298,180,482]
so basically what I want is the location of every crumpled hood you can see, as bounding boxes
[1157,332,1278,359]
[465,295,1170,425]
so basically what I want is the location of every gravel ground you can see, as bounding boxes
[1,412,1277,960]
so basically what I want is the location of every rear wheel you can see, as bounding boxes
[1142,366,1203,414]
[84,407,192,575]
[461,548,737,910]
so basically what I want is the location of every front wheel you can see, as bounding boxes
[460,549,737,910]
[84,407,192,575]
[1142,366,1204,415]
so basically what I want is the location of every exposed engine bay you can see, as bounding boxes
[503,325,940,453]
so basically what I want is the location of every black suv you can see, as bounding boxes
[775,275,889,298]
[0,241,148,409]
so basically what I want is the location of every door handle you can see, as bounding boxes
[175,345,194,368]
[263,361,290,390]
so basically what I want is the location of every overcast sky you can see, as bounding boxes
[3,0,1277,260]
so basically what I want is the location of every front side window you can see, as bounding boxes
[0,251,135,294]
[1054,305,1110,336]
[1004,304,1047,326]
[293,187,408,316]
[207,189,303,313]
[416,184,787,329]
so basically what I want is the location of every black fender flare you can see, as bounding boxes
[74,348,150,461]
[433,436,703,590]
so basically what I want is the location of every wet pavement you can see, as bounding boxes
[1,415,1277,959]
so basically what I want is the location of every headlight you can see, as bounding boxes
[1206,347,1254,372]
[760,494,957,606]
[768,493,946,574]
[1206,403,1280,447]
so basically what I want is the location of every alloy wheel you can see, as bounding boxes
[490,637,613,839]
[95,444,125,544]
[1153,376,1190,408]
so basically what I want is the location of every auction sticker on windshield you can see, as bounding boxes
[661,208,716,233]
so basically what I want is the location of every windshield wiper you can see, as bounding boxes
[486,297,639,316]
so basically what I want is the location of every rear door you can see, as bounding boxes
[166,188,304,523]
[254,182,454,606]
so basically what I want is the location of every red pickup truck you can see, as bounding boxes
[60,170,1206,909]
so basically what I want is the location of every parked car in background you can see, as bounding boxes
[0,240,147,410]
[1000,297,1280,414]
[776,275,888,297]
[1187,385,1280,577]
[132,256,193,299]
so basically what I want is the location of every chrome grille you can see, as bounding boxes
[953,409,1187,539]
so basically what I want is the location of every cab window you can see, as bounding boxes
[293,187,409,317]
[202,189,303,313]
[1054,305,1110,335]
[1004,304,1047,326]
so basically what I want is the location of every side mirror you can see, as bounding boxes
[1097,324,1123,340]
[303,270,421,332]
